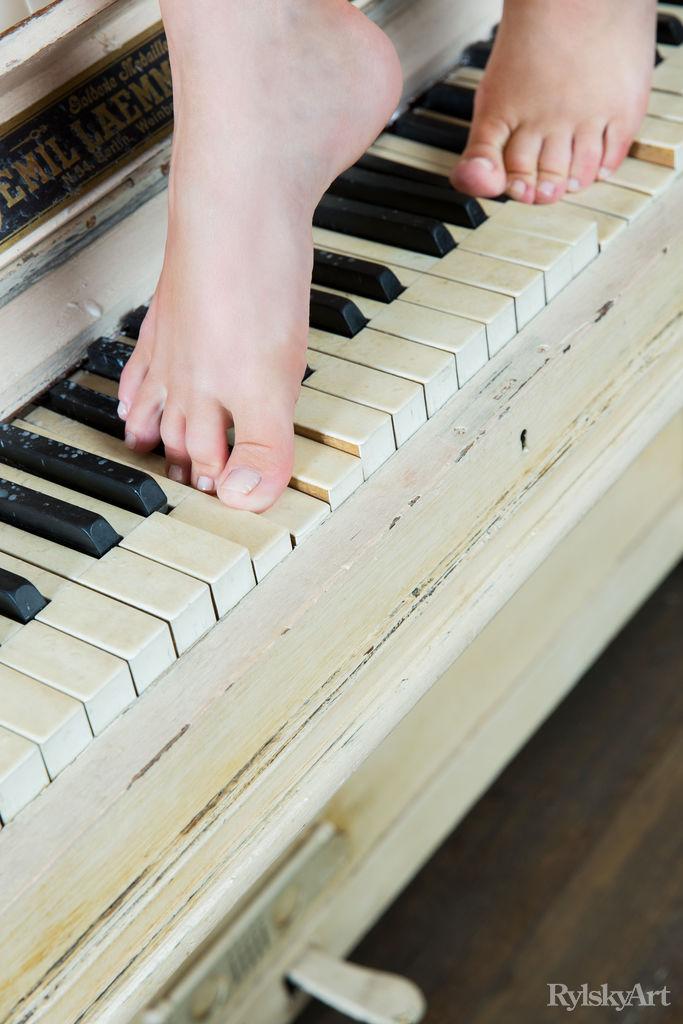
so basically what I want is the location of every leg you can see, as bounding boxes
[118,1,402,510]
[453,0,656,204]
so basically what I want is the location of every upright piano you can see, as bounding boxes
[0,1,682,1022]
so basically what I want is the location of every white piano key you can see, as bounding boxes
[451,221,574,301]
[394,274,517,355]
[308,326,458,417]
[0,612,22,644]
[309,242,491,380]
[0,0,30,33]
[372,133,456,174]
[631,114,683,169]
[430,249,545,330]
[15,411,293,581]
[562,181,651,223]
[305,350,427,446]
[262,487,330,545]
[120,511,255,618]
[652,58,683,94]
[0,726,49,824]
[293,387,396,478]
[601,156,675,196]
[367,141,455,180]
[648,88,683,122]
[445,66,484,88]
[81,548,215,654]
[0,620,136,735]
[0,520,214,656]
[42,583,175,693]
[290,435,365,508]
[0,551,175,692]
[0,664,91,779]
[561,207,626,248]
[311,286,480,405]
[479,200,599,274]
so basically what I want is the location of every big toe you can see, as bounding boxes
[217,404,294,513]
[452,115,510,198]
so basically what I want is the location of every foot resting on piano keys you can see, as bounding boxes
[116,0,401,511]
[453,0,656,205]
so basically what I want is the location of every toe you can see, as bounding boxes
[600,121,633,180]
[568,123,605,192]
[217,403,294,512]
[160,405,191,485]
[185,402,230,493]
[503,127,543,203]
[535,130,572,204]
[452,113,510,198]
[123,376,165,453]
[117,298,156,420]
[118,344,150,423]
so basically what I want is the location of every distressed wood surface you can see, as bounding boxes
[0,166,682,1023]
[232,428,683,1024]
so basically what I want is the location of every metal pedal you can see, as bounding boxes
[287,947,426,1024]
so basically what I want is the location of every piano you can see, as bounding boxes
[0,1,682,1021]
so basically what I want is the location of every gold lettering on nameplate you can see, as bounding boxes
[0,25,173,253]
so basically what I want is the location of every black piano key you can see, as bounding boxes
[310,289,368,338]
[313,249,404,303]
[658,12,683,45]
[392,111,469,155]
[462,39,493,69]
[0,478,120,558]
[119,305,148,340]
[328,166,486,229]
[85,338,133,382]
[0,568,48,625]
[356,152,451,189]
[314,195,456,258]
[420,82,475,123]
[0,424,167,516]
[42,381,125,440]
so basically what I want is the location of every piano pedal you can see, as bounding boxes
[286,948,426,1024]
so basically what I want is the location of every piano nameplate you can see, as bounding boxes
[0,22,171,255]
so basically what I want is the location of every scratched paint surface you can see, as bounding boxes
[0,24,173,253]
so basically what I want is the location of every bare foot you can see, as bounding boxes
[118,0,401,510]
[453,0,656,204]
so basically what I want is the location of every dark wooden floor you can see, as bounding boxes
[301,561,683,1024]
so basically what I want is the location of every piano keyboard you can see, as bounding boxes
[2,28,681,827]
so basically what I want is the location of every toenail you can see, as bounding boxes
[221,467,262,496]
[168,465,185,483]
[538,181,555,198]
[117,401,128,420]
[567,178,581,192]
[598,166,611,180]
[465,156,496,172]
[124,431,137,449]
[509,180,527,198]
[196,476,215,492]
